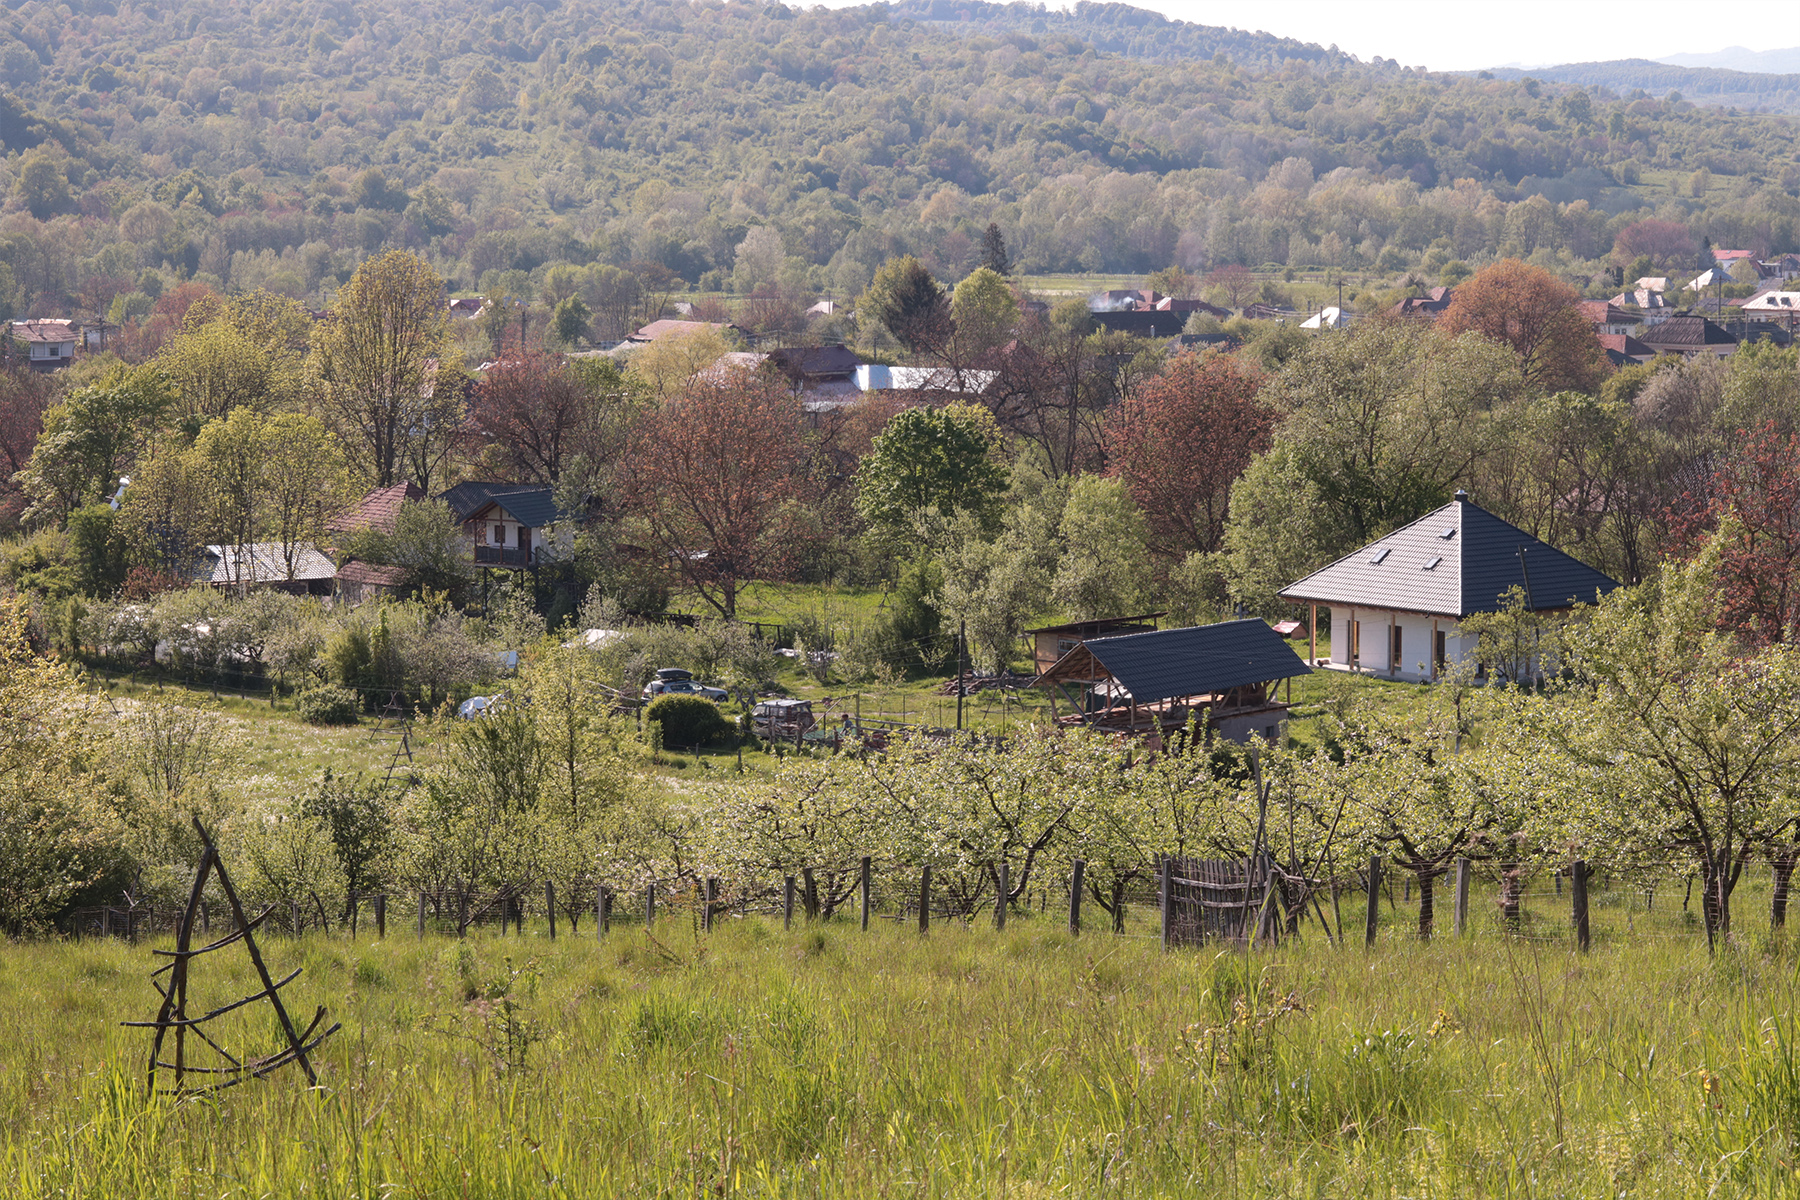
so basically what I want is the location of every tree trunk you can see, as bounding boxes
[1417,871,1435,942]
[801,867,820,920]
[1774,853,1797,930]
[1499,861,1521,930]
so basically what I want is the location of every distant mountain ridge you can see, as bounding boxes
[1485,60,1800,112]
[1658,46,1800,74]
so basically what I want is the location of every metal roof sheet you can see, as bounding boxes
[1279,493,1619,617]
[1038,620,1311,706]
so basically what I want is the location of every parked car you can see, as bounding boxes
[752,698,815,738]
[643,675,728,703]
[458,693,507,718]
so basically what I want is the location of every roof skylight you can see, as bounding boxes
[1440,527,1456,539]
[1370,547,1390,564]
[1423,556,1441,570]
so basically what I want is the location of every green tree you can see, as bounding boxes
[311,249,462,490]
[1050,475,1152,619]
[552,295,592,347]
[17,366,176,527]
[855,404,1007,548]
[857,255,951,355]
[13,151,70,220]
[949,267,1019,356]
[979,222,1010,275]
[345,499,474,601]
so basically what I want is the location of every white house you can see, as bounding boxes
[1740,291,1800,324]
[11,319,77,371]
[1277,491,1620,682]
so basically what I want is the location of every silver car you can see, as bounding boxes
[643,677,728,703]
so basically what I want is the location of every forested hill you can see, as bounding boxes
[0,0,1794,320]
[1487,61,1800,112]
[887,0,1372,71]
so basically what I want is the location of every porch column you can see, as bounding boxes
[1389,611,1397,678]
[1431,618,1439,682]
[1309,604,1317,667]
[1349,606,1356,671]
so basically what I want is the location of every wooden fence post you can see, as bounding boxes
[375,894,386,940]
[417,890,426,938]
[994,861,1009,931]
[349,893,358,940]
[597,886,610,939]
[1160,856,1173,951]
[1365,857,1383,947]
[1069,859,1086,936]
[545,881,557,940]
[645,882,656,931]
[707,877,721,932]
[918,864,932,934]
[783,876,795,931]
[860,856,871,932]
[290,900,300,937]
[1572,859,1590,952]
[1453,858,1470,937]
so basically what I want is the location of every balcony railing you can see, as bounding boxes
[473,545,533,567]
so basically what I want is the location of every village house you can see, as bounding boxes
[1278,491,1619,683]
[1024,612,1164,674]
[1634,314,1737,358]
[1597,333,1656,366]
[1385,286,1455,318]
[437,481,569,570]
[326,481,424,602]
[1739,291,1800,326]
[1578,300,1643,335]
[198,543,337,596]
[10,319,77,371]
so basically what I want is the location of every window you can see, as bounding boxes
[1350,620,1360,665]
[1423,556,1441,570]
[1390,625,1402,674]
[1434,630,1447,673]
[1439,527,1456,539]
[1370,547,1390,564]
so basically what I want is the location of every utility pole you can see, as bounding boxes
[956,618,966,731]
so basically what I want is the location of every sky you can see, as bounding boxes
[810,0,1791,74]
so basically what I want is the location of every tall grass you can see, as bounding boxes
[4,909,1797,1197]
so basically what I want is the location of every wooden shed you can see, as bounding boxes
[1032,619,1312,744]
[1023,612,1165,674]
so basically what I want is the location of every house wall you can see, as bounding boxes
[1327,607,1475,682]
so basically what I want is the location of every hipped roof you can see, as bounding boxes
[1278,492,1619,618]
[1034,619,1311,706]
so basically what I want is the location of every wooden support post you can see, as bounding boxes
[349,893,358,939]
[645,882,656,931]
[995,861,1009,930]
[703,877,718,933]
[1453,858,1470,937]
[417,890,426,938]
[1069,859,1086,936]
[1365,856,1382,947]
[1160,856,1173,951]
[918,864,932,934]
[783,875,795,931]
[597,886,610,939]
[545,880,557,940]
[375,894,386,940]
[290,900,300,937]
[860,856,871,931]
[1572,859,1590,952]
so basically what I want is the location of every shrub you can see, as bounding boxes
[298,684,361,725]
[644,693,728,748]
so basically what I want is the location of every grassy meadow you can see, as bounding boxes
[8,879,1800,1198]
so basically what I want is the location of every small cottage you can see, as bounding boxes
[437,482,567,570]
[1277,491,1619,682]
[1023,612,1164,674]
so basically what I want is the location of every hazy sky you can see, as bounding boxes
[817,0,1791,73]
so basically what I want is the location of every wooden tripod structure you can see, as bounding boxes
[124,818,340,1097]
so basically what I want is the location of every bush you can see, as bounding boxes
[644,693,728,748]
[298,684,361,725]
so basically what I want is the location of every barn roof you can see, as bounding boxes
[1034,619,1311,706]
[1278,491,1619,618]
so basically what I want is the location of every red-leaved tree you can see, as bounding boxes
[1439,259,1609,394]
[1671,420,1800,645]
[1103,352,1272,559]
[624,367,816,618]
[0,364,53,531]
[467,351,591,485]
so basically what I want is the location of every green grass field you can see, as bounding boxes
[6,879,1800,1198]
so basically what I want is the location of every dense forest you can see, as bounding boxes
[0,0,1790,325]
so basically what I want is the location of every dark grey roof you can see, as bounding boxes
[1046,620,1311,706]
[1279,492,1619,617]
[436,482,562,528]
[1638,316,1737,348]
[1090,310,1185,338]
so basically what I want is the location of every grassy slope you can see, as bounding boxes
[4,891,1796,1197]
